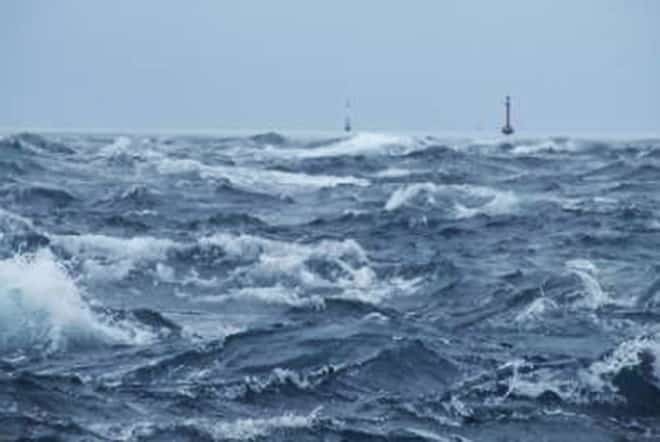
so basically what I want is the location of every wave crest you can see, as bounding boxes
[385,182,518,218]
[0,250,152,355]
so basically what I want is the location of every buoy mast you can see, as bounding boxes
[344,99,352,133]
[501,96,514,135]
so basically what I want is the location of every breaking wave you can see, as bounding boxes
[156,156,369,196]
[0,250,152,355]
[48,231,420,306]
[285,132,426,158]
[0,133,75,155]
[385,182,518,218]
[3,131,660,439]
[50,233,175,282]
[123,408,321,441]
[191,233,419,306]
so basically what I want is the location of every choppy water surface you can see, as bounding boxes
[1,131,660,441]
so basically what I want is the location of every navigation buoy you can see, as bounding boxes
[501,96,514,136]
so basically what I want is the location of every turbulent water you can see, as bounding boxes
[1,131,660,441]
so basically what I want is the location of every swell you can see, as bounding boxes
[2,132,660,439]
[0,133,75,155]
[0,183,77,208]
[99,184,160,210]
[155,156,369,197]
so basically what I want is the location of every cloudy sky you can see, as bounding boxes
[2,1,658,133]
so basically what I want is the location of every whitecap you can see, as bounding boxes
[265,132,426,159]
[385,182,518,218]
[196,233,420,305]
[196,285,325,309]
[565,259,609,309]
[514,297,559,323]
[201,407,321,440]
[0,249,152,354]
[511,139,582,155]
[374,167,415,178]
[580,333,660,395]
[156,157,369,196]
[50,233,176,282]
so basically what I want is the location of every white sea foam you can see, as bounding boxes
[514,297,559,323]
[451,137,589,157]
[242,366,329,394]
[156,156,369,196]
[103,136,132,154]
[199,233,369,287]
[97,136,140,161]
[114,408,322,441]
[201,407,321,440]
[385,182,518,218]
[374,167,415,178]
[489,332,660,406]
[0,249,151,354]
[453,186,518,219]
[505,365,579,403]
[516,260,612,324]
[385,183,438,211]
[405,428,466,442]
[265,132,425,159]
[196,285,325,309]
[50,234,176,281]
[581,333,660,395]
[49,230,417,306]
[565,259,610,309]
[510,139,581,155]
[197,233,419,305]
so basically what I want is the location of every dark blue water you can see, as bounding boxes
[1,131,660,441]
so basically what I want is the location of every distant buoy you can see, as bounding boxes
[501,96,514,136]
[344,99,352,133]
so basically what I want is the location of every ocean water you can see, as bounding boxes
[1,131,660,441]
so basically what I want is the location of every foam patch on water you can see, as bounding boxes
[374,167,415,178]
[0,249,151,354]
[481,333,660,407]
[237,366,339,397]
[121,408,321,441]
[156,156,369,196]
[199,233,369,292]
[486,334,660,407]
[196,233,420,305]
[102,136,132,155]
[51,234,176,281]
[565,259,610,309]
[514,297,559,323]
[510,139,582,155]
[516,260,614,325]
[498,360,580,403]
[385,182,518,218]
[196,285,325,309]
[385,183,439,211]
[453,137,589,157]
[266,132,424,159]
[49,231,419,306]
[581,333,660,395]
[204,408,320,440]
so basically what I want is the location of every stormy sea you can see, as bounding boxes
[1,130,660,441]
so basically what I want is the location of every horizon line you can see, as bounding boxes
[1,126,660,140]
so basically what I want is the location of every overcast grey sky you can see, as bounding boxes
[2,1,658,133]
